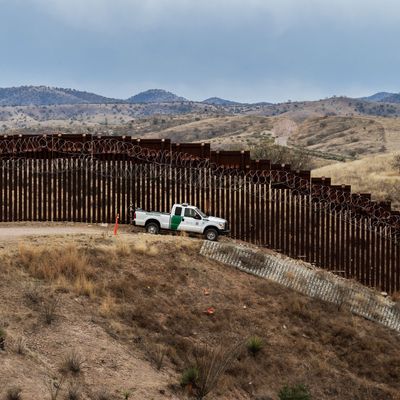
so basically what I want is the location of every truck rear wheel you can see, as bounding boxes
[204,228,218,241]
[146,222,160,235]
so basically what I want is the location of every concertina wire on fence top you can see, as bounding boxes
[0,134,399,241]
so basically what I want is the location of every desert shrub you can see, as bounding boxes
[181,342,243,399]
[14,336,27,355]
[246,336,264,357]
[62,351,85,374]
[147,343,167,370]
[278,384,311,400]
[180,366,199,387]
[24,283,42,305]
[122,391,131,400]
[6,387,22,400]
[66,383,81,400]
[94,390,113,400]
[41,297,59,325]
[250,139,313,170]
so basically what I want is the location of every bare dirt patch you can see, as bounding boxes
[0,223,109,243]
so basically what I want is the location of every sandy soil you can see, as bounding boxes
[0,224,106,241]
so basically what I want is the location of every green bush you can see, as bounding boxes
[180,366,199,387]
[278,384,311,400]
[246,336,264,357]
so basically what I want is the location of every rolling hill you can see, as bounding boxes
[0,86,120,106]
[361,92,396,102]
[127,89,187,103]
[202,97,241,106]
[381,94,400,103]
[1,229,400,399]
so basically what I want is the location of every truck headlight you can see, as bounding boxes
[218,223,224,229]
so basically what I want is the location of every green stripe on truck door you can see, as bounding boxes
[170,215,183,230]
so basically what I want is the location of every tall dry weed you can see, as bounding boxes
[17,243,90,282]
[99,295,118,318]
[74,274,96,298]
[182,341,244,399]
[114,240,131,257]
[132,238,159,256]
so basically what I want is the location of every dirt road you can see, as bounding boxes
[0,223,110,242]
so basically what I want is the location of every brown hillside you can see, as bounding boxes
[313,153,400,210]
[1,229,400,399]
[290,116,386,157]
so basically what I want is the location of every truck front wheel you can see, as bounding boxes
[204,228,219,241]
[146,222,160,235]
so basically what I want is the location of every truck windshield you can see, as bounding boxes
[196,208,207,218]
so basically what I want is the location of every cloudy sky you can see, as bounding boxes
[1,0,400,102]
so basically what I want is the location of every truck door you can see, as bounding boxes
[170,206,183,231]
[179,207,204,233]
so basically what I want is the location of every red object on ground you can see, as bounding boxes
[114,214,119,235]
[204,307,215,315]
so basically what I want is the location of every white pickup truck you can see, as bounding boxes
[132,203,229,241]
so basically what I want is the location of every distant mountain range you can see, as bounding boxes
[201,97,241,106]
[0,85,263,107]
[0,85,400,107]
[362,91,400,103]
[0,86,120,106]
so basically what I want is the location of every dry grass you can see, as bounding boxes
[185,342,245,399]
[66,383,81,400]
[41,296,60,325]
[17,243,90,281]
[131,237,159,256]
[73,274,96,298]
[114,239,131,257]
[145,342,167,370]
[293,116,385,157]
[13,336,27,355]
[99,294,118,318]
[313,152,400,210]
[61,351,85,375]
[4,233,400,399]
